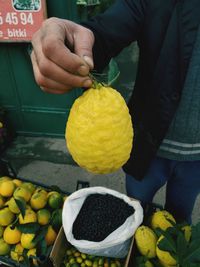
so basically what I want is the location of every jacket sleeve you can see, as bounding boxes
[81,0,147,72]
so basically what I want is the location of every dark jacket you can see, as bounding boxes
[83,0,200,180]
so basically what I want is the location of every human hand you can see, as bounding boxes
[31,17,94,94]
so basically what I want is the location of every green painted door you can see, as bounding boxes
[0,1,82,137]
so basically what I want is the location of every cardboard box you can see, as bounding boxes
[50,227,135,267]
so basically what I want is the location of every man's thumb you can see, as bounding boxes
[82,55,94,69]
[74,27,94,69]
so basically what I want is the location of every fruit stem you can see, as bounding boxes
[92,79,99,89]
[89,73,104,89]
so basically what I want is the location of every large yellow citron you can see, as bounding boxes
[135,225,157,258]
[151,210,176,231]
[156,235,177,266]
[66,85,133,174]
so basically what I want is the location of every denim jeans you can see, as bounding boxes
[126,156,200,223]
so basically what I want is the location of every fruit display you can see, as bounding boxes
[61,244,125,267]
[65,83,133,174]
[134,209,200,267]
[0,175,68,266]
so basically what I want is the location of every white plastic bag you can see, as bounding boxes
[62,186,143,258]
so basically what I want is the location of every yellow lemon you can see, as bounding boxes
[0,180,15,197]
[30,192,48,210]
[48,191,63,209]
[13,186,32,202]
[19,209,37,224]
[66,85,133,174]
[0,238,10,255]
[156,235,177,266]
[34,187,48,196]
[0,207,15,226]
[151,210,176,231]
[27,248,38,266]
[135,225,157,258]
[0,176,11,184]
[8,196,24,214]
[3,225,21,244]
[0,195,5,208]
[37,209,51,225]
[84,259,93,266]
[10,243,24,262]
[21,233,36,249]
[45,225,57,246]
[21,182,36,194]
[12,179,22,187]
[0,122,3,128]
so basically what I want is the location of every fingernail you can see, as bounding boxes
[78,65,89,76]
[83,56,94,69]
[83,79,92,88]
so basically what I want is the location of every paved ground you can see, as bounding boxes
[3,136,199,225]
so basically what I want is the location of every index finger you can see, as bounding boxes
[32,28,89,78]
[42,34,90,76]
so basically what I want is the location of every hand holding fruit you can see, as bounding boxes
[31,17,94,94]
